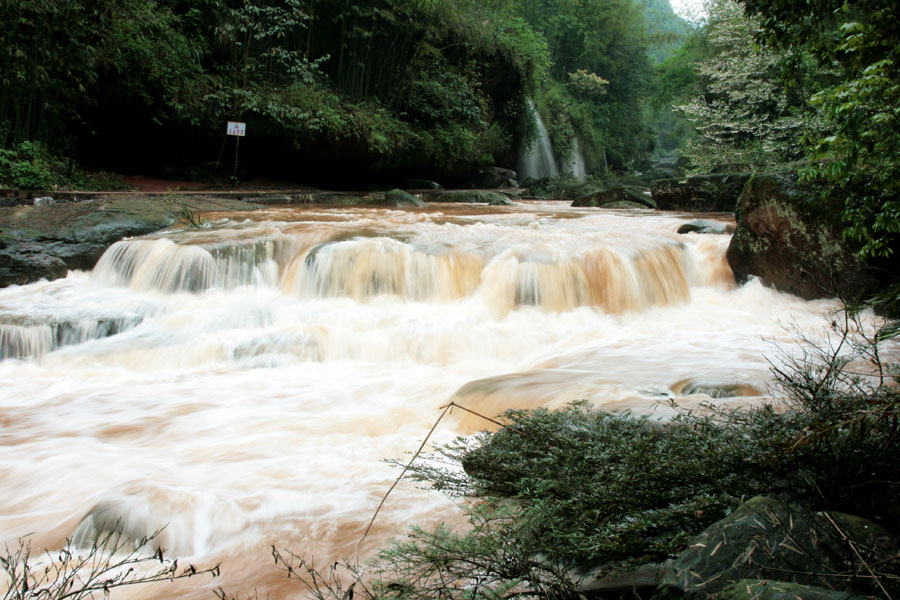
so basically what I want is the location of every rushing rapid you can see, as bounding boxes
[0,201,865,598]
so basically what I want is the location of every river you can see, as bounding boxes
[0,201,866,597]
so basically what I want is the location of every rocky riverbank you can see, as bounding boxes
[0,196,264,287]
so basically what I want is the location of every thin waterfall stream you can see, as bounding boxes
[0,201,878,598]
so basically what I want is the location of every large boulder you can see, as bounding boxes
[0,196,263,287]
[572,186,656,209]
[655,496,900,599]
[726,174,881,301]
[651,173,751,212]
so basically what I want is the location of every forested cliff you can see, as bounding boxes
[0,0,688,186]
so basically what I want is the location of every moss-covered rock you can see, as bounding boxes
[650,173,751,212]
[374,189,427,207]
[725,173,882,301]
[572,186,656,209]
[654,496,900,600]
[431,190,514,205]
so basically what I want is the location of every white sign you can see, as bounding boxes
[226,121,246,137]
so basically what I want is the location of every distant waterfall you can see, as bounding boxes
[518,99,558,181]
[562,139,587,180]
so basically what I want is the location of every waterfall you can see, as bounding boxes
[518,99,559,180]
[562,139,587,180]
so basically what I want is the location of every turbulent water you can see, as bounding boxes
[0,201,872,598]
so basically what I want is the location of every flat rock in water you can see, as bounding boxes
[431,190,514,205]
[572,186,656,209]
[378,189,427,207]
[0,196,263,287]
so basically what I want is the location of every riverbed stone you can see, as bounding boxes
[651,173,751,212]
[654,496,900,600]
[677,219,734,235]
[379,189,427,207]
[431,190,514,205]
[572,186,656,209]
[726,173,883,301]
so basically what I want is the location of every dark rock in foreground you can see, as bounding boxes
[651,173,751,212]
[655,496,899,599]
[0,196,262,288]
[726,174,881,301]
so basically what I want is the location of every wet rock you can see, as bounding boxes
[33,196,55,205]
[670,379,762,398]
[677,219,734,235]
[726,173,884,301]
[379,189,427,207]
[576,561,672,599]
[0,239,68,286]
[651,173,751,212]
[655,496,900,599]
[572,186,656,209]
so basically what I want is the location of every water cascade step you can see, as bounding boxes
[0,203,869,600]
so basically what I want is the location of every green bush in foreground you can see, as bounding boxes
[362,313,899,599]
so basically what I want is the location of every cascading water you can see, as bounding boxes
[517,99,559,181]
[0,201,888,599]
[562,139,587,180]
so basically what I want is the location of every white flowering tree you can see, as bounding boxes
[677,0,821,172]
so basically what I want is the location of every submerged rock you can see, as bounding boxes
[655,496,900,599]
[677,219,734,235]
[651,173,751,212]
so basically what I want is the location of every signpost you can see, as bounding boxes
[227,121,246,137]
[226,121,246,184]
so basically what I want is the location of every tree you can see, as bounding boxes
[676,0,819,172]
[740,0,900,259]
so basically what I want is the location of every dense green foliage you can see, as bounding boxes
[738,0,900,259]
[675,0,823,172]
[0,0,686,185]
